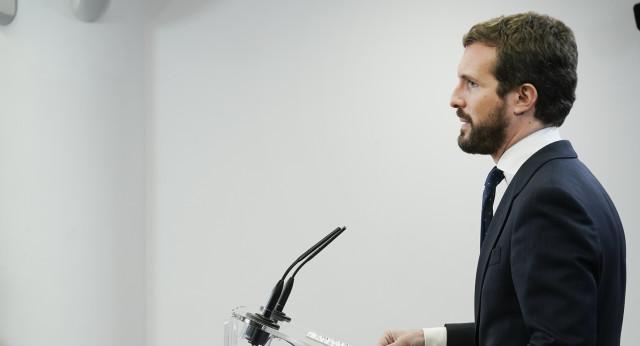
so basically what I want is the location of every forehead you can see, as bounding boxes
[457,43,498,80]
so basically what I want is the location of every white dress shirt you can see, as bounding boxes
[422,126,561,346]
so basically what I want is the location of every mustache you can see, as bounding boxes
[456,108,472,124]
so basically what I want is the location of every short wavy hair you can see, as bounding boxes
[463,12,578,126]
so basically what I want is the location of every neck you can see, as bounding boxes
[491,120,548,163]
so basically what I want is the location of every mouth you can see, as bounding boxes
[456,108,472,123]
[460,121,471,132]
[456,109,472,131]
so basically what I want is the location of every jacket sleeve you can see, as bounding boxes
[444,323,474,346]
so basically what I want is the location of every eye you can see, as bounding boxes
[467,80,478,88]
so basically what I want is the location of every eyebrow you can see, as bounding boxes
[459,73,476,81]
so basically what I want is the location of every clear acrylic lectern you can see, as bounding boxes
[224,305,354,346]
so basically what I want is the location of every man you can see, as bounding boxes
[377,12,626,346]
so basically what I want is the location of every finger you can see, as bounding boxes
[376,330,397,346]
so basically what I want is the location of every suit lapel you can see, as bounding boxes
[473,140,578,322]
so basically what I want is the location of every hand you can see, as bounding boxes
[376,329,424,346]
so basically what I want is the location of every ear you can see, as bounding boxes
[513,83,538,115]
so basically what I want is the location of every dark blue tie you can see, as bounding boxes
[481,166,504,246]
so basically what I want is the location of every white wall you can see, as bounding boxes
[0,1,145,345]
[146,1,640,346]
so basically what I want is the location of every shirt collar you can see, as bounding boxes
[496,126,562,184]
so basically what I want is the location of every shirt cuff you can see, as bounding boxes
[422,327,446,346]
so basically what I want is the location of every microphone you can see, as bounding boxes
[243,226,347,346]
[635,3,640,31]
[272,226,346,322]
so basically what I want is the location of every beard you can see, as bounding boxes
[457,103,509,155]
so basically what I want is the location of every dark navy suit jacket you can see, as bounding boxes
[446,141,626,346]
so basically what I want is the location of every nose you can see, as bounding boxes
[450,84,465,109]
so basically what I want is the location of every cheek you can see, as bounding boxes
[473,94,501,113]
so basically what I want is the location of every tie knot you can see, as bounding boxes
[485,166,504,190]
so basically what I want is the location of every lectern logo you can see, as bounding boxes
[306,332,352,346]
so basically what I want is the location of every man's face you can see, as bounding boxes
[450,43,510,155]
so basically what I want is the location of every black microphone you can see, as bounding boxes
[635,3,640,31]
[243,226,347,346]
[272,226,346,322]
